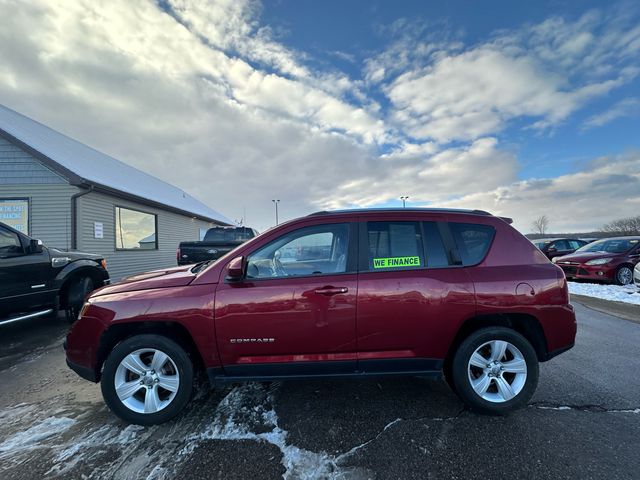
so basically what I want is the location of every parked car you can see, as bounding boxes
[553,236,640,285]
[532,238,588,260]
[0,221,110,325]
[65,208,576,425]
[177,226,258,265]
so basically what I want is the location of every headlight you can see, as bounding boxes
[79,301,92,317]
[551,257,558,263]
[585,258,611,265]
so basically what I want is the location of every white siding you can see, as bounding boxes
[77,191,216,280]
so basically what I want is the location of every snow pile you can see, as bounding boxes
[0,416,75,455]
[184,383,377,479]
[568,282,640,306]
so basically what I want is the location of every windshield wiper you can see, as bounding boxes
[191,260,213,273]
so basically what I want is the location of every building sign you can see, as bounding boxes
[0,198,29,234]
[94,222,104,239]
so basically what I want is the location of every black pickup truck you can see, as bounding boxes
[177,226,258,265]
[0,222,110,325]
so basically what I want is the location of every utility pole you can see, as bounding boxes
[272,199,280,225]
[400,196,409,208]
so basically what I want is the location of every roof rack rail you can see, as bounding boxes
[307,208,513,224]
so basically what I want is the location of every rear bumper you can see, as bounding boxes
[545,342,574,361]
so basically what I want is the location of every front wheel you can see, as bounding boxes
[101,334,194,425]
[65,276,93,323]
[615,265,633,285]
[451,327,538,414]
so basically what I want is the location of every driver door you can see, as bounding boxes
[0,226,53,315]
[214,222,358,377]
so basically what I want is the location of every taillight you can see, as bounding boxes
[100,259,107,269]
[177,248,181,263]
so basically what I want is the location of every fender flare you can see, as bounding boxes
[54,260,104,291]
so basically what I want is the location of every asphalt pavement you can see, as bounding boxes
[0,301,638,480]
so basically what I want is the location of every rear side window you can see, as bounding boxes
[449,222,495,266]
[423,222,450,268]
[367,221,424,270]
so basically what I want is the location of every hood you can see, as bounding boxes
[555,251,620,263]
[92,264,196,297]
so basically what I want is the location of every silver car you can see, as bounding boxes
[634,262,640,291]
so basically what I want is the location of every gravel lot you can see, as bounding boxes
[1,301,638,480]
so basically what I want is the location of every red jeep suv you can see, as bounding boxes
[65,209,576,425]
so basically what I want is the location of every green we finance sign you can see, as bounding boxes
[373,256,421,269]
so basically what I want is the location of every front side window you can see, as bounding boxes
[549,240,569,251]
[115,207,157,250]
[568,240,585,250]
[366,221,424,271]
[0,227,23,257]
[246,223,349,279]
[449,222,495,266]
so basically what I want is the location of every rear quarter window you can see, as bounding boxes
[449,222,495,266]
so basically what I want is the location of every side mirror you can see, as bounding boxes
[547,247,557,253]
[226,255,245,282]
[30,239,43,254]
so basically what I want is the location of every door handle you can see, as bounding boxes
[314,286,348,296]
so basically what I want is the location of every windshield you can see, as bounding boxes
[203,228,255,242]
[576,238,639,254]
[533,241,549,249]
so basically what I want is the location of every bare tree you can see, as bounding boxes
[531,215,550,235]
[601,216,640,235]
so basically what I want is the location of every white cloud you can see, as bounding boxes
[0,0,637,233]
[438,153,640,233]
[583,97,640,130]
[379,10,640,142]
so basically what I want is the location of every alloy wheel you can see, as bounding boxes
[617,267,633,285]
[114,348,180,414]
[467,340,527,403]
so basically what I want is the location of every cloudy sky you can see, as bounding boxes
[1,0,639,232]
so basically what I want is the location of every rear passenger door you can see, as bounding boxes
[355,217,476,374]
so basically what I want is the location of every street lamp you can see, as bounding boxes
[271,199,280,225]
[400,196,409,208]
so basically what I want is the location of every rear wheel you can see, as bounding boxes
[615,265,633,285]
[101,334,193,425]
[451,327,538,414]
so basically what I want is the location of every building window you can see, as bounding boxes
[115,207,157,250]
[0,198,29,234]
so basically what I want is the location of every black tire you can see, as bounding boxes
[101,334,194,425]
[614,265,634,286]
[65,276,93,323]
[451,327,538,414]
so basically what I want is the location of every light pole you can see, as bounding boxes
[400,196,409,208]
[272,199,280,225]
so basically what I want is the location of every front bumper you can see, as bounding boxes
[66,357,99,382]
[558,263,616,282]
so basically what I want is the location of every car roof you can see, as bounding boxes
[590,236,640,241]
[308,208,513,223]
[533,237,584,243]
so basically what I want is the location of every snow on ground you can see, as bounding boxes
[568,282,640,306]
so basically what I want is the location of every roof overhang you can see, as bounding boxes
[0,128,231,225]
